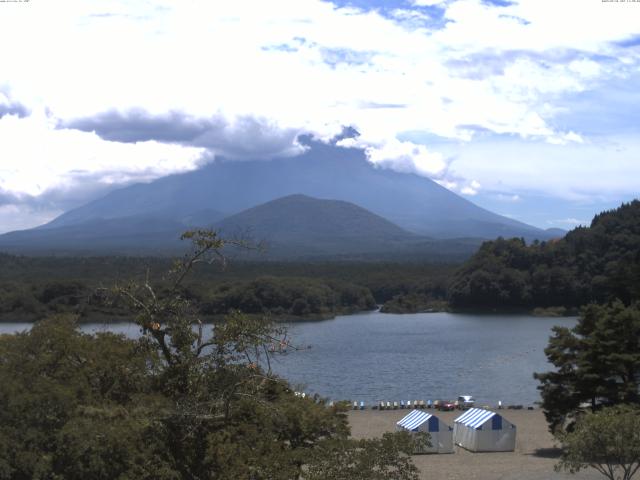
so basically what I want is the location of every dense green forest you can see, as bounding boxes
[448,201,640,310]
[202,277,376,318]
[0,254,454,321]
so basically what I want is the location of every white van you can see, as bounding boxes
[457,395,475,409]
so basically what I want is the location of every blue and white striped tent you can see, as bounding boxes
[396,410,453,453]
[453,408,516,452]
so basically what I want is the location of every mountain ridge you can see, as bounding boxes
[41,141,555,240]
[0,194,483,260]
[0,142,564,257]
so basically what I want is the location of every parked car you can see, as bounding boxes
[438,400,456,411]
[457,395,475,409]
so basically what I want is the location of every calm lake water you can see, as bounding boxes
[0,311,575,406]
[273,311,576,406]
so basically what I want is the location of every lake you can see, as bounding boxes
[273,311,576,406]
[0,311,575,406]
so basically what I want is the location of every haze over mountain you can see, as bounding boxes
[0,193,483,260]
[28,140,559,242]
[0,215,188,255]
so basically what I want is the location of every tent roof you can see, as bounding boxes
[397,410,434,431]
[454,408,498,429]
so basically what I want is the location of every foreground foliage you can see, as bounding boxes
[556,406,640,480]
[535,301,640,433]
[305,432,428,480]
[0,231,422,479]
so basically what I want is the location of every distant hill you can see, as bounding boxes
[213,194,481,261]
[39,141,555,241]
[0,194,482,260]
[214,194,414,253]
[213,194,481,260]
[448,200,640,309]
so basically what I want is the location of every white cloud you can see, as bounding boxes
[495,193,521,202]
[461,180,481,195]
[0,112,204,197]
[362,139,448,177]
[546,131,585,145]
[435,179,458,190]
[0,0,638,228]
[568,59,602,78]
[3,1,634,137]
[437,0,640,52]
[444,134,640,201]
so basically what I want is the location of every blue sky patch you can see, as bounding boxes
[551,70,640,137]
[325,0,450,30]
[482,0,515,7]
[326,0,410,11]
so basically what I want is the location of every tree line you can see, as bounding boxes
[448,201,640,309]
[0,255,455,321]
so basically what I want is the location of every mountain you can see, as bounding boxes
[213,194,419,258]
[0,194,482,260]
[213,194,483,260]
[0,215,188,255]
[40,141,553,240]
[217,194,412,238]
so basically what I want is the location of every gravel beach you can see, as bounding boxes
[348,408,602,480]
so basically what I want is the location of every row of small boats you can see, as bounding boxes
[354,400,432,410]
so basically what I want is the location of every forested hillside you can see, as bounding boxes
[448,201,640,309]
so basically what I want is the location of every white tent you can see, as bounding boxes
[396,410,454,454]
[453,408,516,452]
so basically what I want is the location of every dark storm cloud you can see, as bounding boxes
[62,110,303,159]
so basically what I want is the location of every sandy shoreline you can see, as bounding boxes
[348,409,601,480]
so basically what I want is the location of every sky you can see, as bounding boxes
[0,0,638,233]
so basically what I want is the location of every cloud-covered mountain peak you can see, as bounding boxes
[42,141,553,241]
